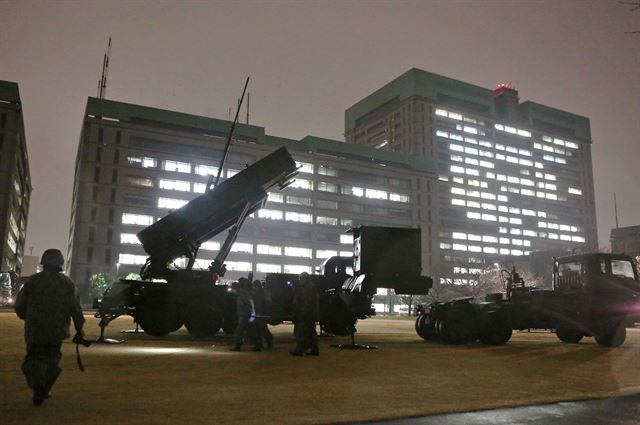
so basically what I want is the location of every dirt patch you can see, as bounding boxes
[1,312,639,424]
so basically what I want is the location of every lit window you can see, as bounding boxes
[483,235,498,243]
[257,244,282,255]
[451,187,465,195]
[467,212,481,220]
[284,247,312,258]
[572,236,585,243]
[465,158,479,166]
[159,179,190,192]
[453,244,468,251]
[193,183,207,193]
[286,196,312,206]
[201,241,220,251]
[128,156,157,168]
[483,247,497,254]
[467,200,480,208]
[500,237,510,244]
[440,242,452,250]
[451,198,465,206]
[195,164,218,176]
[450,144,464,152]
[548,233,559,240]
[283,265,312,274]
[164,160,191,173]
[486,172,496,179]
[267,193,284,203]
[231,243,253,254]
[511,250,524,256]
[481,203,496,210]
[506,156,519,164]
[285,212,312,223]
[568,187,582,195]
[366,189,388,200]
[546,193,557,200]
[290,178,313,190]
[451,165,465,174]
[226,261,252,272]
[452,232,467,240]
[340,234,353,245]
[256,263,282,273]
[122,213,154,225]
[449,112,463,121]
[318,165,337,176]
[565,141,579,149]
[560,234,572,241]
[555,157,566,164]
[318,182,337,193]
[496,154,506,160]
[481,214,497,221]
[535,162,543,169]
[435,109,448,117]
[468,234,482,242]
[451,155,463,162]
[479,160,494,168]
[509,217,522,225]
[258,209,283,220]
[436,130,449,138]
[158,197,188,209]
[316,250,338,259]
[296,161,314,174]
[340,251,352,257]
[389,193,410,203]
[120,233,140,244]
[523,230,537,237]
[537,211,547,218]
[463,126,478,134]
[465,168,479,176]
[465,137,478,144]
[316,215,338,226]
[118,253,147,265]
[468,245,482,252]
[519,159,533,166]
[226,169,239,178]
[467,190,480,198]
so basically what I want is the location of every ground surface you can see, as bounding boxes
[1,312,639,425]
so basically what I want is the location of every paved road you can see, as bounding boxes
[357,393,640,425]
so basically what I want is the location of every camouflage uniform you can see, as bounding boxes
[15,269,84,405]
[251,280,273,350]
[291,273,319,356]
[231,279,255,351]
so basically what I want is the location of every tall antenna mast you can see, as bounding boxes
[98,37,112,99]
[614,192,620,228]
[246,92,250,124]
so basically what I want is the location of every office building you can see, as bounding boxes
[345,69,597,284]
[67,97,437,297]
[611,225,640,259]
[0,81,32,275]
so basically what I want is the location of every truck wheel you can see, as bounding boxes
[184,300,223,338]
[415,314,437,341]
[479,315,512,345]
[556,326,583,344]
[136,300,183,337]
[440,309,473,344]
[595,323,626,347]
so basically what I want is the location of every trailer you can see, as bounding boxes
[415,253,640,347]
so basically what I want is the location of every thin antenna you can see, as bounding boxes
[98,37,112,99]
[246,92,250,124]
[228,107,232,120]
[614,192,620,228]
[207,77,250,190]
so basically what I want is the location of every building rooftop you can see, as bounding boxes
[344,68,591,142]
[85,97,437,174]
[610,225,640,239]
[0,80,21,103]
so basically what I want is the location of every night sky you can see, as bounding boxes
[1,0,638,257]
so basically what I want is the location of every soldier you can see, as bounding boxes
[230,278,256,352]
[290,272,319,356]
[14,249,85,406]
[251,280,273,350]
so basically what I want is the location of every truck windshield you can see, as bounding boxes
[610,260,635,279]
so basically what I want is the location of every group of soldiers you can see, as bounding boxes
[14,249,320,407]
[230,272,320,357]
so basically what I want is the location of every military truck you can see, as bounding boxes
[94,147,432,339]
[415,253,640,347]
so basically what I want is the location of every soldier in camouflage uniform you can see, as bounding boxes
[230,278,255,351]
[14,249,85,406]
[251,280,273,350]
[290,272,319,356]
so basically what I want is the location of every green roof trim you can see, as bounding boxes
[85,97,436,174]
[519,101,591,142]
[0,80,21,103]
[611,225,640,239]
[345,68,495,133]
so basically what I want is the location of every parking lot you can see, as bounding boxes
[1,312,639,424]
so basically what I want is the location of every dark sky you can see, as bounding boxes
[1,0,638,257]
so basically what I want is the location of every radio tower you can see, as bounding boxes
[97,37,112,99]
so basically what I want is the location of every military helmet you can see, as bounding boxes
[40,249,65,269]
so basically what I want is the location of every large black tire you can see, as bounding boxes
[136,299,183,337]
[556,325,583,344]
[440,309,474,344]
[184,300,223,338]
[415,314,437,341]
[595,323,626,347]
[479,314,512,345]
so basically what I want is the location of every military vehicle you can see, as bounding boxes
[415,253,640,347]
[94,147,431,339]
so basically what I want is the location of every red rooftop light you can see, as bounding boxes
[496,82,515,90]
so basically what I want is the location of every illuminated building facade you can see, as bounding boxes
[345,69,597,285]
[67,97,436,297]
[0,81,32,275]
